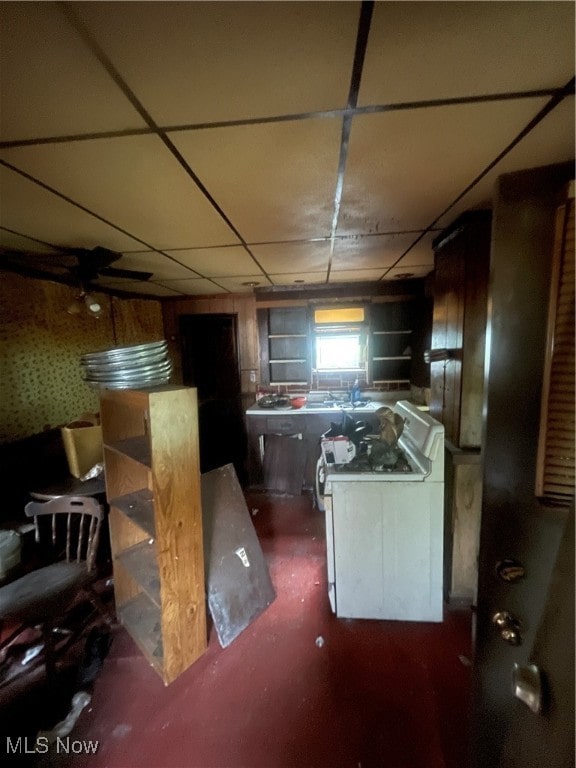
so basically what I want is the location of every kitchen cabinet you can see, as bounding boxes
[430,211,491,448]
[430,210,491,607]
[369,302,415,385]
[245,403,382,490]
[258,306,311,386]
[100,386,206,685]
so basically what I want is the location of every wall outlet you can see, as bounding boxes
[249,370,257,383]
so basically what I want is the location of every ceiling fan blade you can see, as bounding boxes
[99,266,154,281]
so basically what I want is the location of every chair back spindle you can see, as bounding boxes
[24,496,104,573]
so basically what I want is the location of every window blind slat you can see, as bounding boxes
[536,193,575,504]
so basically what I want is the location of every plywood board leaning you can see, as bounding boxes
[201,464,276,648]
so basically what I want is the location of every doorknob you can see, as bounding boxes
[492,610,523,645]
[512,663,543,714]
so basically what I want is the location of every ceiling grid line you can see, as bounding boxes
[378,77,576,280]
[0,2,573,296]
[0,89,562,152]
[56,0,272,290]
[326,0,374,284]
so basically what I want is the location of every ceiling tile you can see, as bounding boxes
[436,98,576,228]
[0,135,240,249]
[94,280,182,297]
[251,242,331,274]
[383,266,434,281]
[360,2,575,106]
[211,275,272,293]
[164,246,262,278]
[338,98,549,235]
[74,2,360,124]
[155,278,227,296]
[332,233,434,271]
[0,165,143,251]
[329,268,386,283]
[170,119,342,242]
[95,252,201,282]
[0,3,146,142]
[0,230,61,254]
[388,232,438,268]
[270,272,328,286]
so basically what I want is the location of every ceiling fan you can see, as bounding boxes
[0,245,154,284]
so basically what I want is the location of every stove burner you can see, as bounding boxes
[335,448,413,474]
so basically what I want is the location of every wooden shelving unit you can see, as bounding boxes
[369,303,414,384]
[100,385,206,685]
[258,307,311,386]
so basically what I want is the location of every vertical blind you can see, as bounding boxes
[535,187,575,505]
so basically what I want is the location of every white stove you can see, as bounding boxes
[321,401,445,622]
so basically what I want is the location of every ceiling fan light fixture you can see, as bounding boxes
[83,292,103,317]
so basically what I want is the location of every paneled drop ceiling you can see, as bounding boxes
[0,1,574,298]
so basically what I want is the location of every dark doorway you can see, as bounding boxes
[179,314,247,484]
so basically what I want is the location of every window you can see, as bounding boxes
[313,307,366,372]
[316,334,361,370]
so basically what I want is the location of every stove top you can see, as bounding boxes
[333,447,413,474]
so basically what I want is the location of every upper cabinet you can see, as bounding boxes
[429,210,492,448]
[257,298,425,390]
[258,306,311,386]
[369,301,415,385]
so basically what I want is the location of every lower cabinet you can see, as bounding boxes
[100,386,207,685]
[324,480,444,622]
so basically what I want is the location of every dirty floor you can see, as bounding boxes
[3,491,473,768]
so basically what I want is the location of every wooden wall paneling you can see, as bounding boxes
[430,211,491,448]
[460,224,491,448]
[111,297,164,346]
[162,295,259,394]
[430,246,465,444]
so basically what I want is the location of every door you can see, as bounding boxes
[180,314,247,484]
[471,164,574,768]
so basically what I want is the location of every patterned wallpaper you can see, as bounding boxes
[0,272,164,443]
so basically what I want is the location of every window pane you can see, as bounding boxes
[314,307,365,324]
[316,335,360,369]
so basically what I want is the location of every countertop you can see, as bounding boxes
[245,401,385,416]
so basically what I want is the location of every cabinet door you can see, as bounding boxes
[332,481,443,621]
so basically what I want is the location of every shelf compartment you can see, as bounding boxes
[268,334,307,338]
[110,489,155,537]
[117,539,161,607]
[269,358,307,364]
[118,592,164,672]
[104,447,151,500]
[373,330,412,335]
[105,436,151,467]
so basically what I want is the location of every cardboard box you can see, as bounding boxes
[61,412,103,478]
[321,436,356,465]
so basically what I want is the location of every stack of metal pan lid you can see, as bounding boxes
[80,340,172,389]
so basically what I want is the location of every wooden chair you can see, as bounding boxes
[0,495,104,681]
